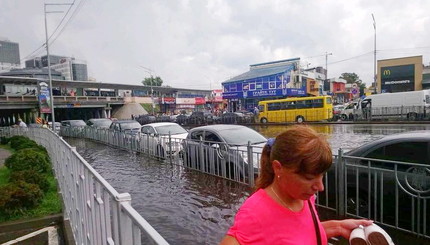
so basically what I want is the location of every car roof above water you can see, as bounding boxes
[345,130,430,156]
[189,124,249,132]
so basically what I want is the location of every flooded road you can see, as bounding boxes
[66,123,430,244]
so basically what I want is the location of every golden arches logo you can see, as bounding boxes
[383,69,391,76]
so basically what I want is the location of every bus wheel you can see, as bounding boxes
[260,118,268,123]
[296,116,305,123]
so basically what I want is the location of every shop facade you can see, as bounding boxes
[222,58,307,112]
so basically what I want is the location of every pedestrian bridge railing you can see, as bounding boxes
[0,127,169,245]
[59,126,430,239]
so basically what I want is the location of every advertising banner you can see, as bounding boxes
[38,81,52,113]
[381,64,415,93]
[161,97,176,104]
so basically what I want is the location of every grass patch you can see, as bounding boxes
[140,103,160,114]
[0,166,11,186]
[0,169,62,223]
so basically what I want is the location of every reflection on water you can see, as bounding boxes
[66,124,430,244]
[252,124,430,152]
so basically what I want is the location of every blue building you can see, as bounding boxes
[222,58,307,112]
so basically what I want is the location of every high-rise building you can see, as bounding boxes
[25,57,42,68]
[50,57,88,81]
[0,39,20,72]
[41,54,68,67]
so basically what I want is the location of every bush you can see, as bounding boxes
[4,148,50,173]
[9,170,50,193]
[0,181,44,214]
[9,136,36,150]
[0,136,9,145]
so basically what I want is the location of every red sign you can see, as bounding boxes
[162,97,176,104]
[195,97,206,105]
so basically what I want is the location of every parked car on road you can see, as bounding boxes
[109,120,142,142]
[217,112,249,124]
[60,120,86,136]
[182,125,267,181]
[328,130,430,233]
[140,122,188,157]
[86,118,112,128]
[136,115,156,125]
[187,111,215,125]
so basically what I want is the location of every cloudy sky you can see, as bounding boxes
[2,0,430,89]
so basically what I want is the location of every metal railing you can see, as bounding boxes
[63,126,430,239]
[62,127,261,186]
[3,126,429,239]
[0,127,169,245]
[318,149,430,239]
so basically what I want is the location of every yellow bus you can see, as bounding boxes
[258,95,333,123]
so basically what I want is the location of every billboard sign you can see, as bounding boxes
[38,81,52,113]
[381,64,415,93]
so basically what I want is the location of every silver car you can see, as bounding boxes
[140,122,188,157]
[182,125,267,181]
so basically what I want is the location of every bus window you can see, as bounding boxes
[326,97,332,104]
[268,102,281,111]
[286,101,296,110]
[312,99,323,108]
[258,105,265,112]
[296,100,306,109]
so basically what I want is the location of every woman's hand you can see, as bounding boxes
[322,219,373,239]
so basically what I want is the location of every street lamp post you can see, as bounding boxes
[372,13,377,93]
[44,3,72,127]
[139,66,155,115]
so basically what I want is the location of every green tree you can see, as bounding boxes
[339,72,366,96]
[141,76,163,86]
[339,72,362,84]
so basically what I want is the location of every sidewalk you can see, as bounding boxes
[0,148,11,168]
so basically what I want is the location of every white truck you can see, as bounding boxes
[352,90,430,120]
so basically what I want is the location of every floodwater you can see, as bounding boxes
[66,123,430,245]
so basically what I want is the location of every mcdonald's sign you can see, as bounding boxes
[381,64,415,93]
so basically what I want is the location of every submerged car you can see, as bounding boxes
[325,130,430,233]
[182,125,267,181]
[140,122,188,157]
[87,118,112,128]
[60,120,87,136]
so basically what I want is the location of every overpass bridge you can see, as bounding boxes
[0,76,211,123]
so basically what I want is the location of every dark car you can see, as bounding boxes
[326,130,430,233]
[87,118,112,128]
[218,112,247,124]
[187,111,214,125]
[175,114,189,125]
[136,115,157,125]
[182,125,267,181]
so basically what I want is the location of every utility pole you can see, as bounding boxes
[139,66,155,115]
[372,14,377,94]
[44,3,73,127]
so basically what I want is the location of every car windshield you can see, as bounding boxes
[70,120,86,126]
[156,124,187,135]
[121,122,141,130]
[217,127,266,145]
[92,119,112,127]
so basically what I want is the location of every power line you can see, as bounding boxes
[328,51,373,65]
[20,0,84,62]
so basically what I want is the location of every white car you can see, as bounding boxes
[140,122,188,157]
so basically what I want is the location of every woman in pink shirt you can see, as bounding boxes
[220,125,373,245]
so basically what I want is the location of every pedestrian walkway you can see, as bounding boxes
[0,148,11,168]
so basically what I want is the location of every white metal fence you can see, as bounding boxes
[0,127,169,245]
[2,126,429,239]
